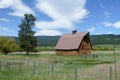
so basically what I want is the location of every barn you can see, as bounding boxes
[55,31,92,56]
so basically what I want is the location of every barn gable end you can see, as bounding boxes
[55,32,92,56]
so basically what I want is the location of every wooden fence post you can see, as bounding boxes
[39,60,40,68]
[0,60,1,70]
[14,62,16,69]
[51,62,54,74]
[0,61,2,70]
[33,61,36,74]
[75,64,78,80]
[110,66,112,80]
[11,62,14,69]
[19,63,22,72]
[51,62,54,80]
[7,62,10,70]
[5,62,8,69]
[27,58,29,66]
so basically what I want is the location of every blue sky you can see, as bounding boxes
[0,0,120,36]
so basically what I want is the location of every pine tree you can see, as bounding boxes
[18,14,37,55]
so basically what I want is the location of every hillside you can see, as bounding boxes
[8,34,120,46]
[90,34,120,45]
[36,36,60,46]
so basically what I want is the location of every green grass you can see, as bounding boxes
[0,50,120,80]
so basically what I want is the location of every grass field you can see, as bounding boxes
[0,50,120,80]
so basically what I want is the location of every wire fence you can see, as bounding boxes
[0,59,120,80]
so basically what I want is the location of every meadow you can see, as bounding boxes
[0,49,120,80]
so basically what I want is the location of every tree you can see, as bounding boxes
[18,14,37,55]
[0,36,19,55]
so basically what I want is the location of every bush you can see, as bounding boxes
[0,36,20,55]
[93,45,114,51]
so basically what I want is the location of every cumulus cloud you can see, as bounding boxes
[87,27,96,32]
[35,0,88,36]
[113,21,120,28]
[103,21,120,28]
[0,0,34,17]
[35,29,62,36]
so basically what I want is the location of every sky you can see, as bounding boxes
[0,0,120,36]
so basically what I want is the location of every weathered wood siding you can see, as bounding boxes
[56,51,78,56]
[56,37,92,56]
[56,39,92,56]
[78,39,92,55]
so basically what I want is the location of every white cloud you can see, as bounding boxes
[104,11,111,17]
[103,22,112,27]
[99,4,105,9]
[36,0,88,22]
[98,2,112,18]
[35,0,88,36]
[36,21,73,30]
[0,26,12,32]
[87,27,96,32]
[35,29,62,36]
[107,31,113,34]
[103,21,120,28]
[113,21,120,28]
[0,18,10,22]
[0,0,34,17]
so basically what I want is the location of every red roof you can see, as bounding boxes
[55,32,89,50]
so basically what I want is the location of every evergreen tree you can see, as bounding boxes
[18,14,37,54]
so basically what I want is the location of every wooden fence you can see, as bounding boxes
[0,59,118,80]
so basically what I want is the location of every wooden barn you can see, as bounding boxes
[55,31,92,56]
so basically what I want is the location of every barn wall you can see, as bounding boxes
[78,39,92,55]
[56,50,78,56]
[56,39,92,56]
[55,37,92,56]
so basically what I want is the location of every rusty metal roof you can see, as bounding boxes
[55,32,89,50]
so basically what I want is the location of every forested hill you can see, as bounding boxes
[36,36,60,46]
[90,34,120,45]
[13,34,120,46]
